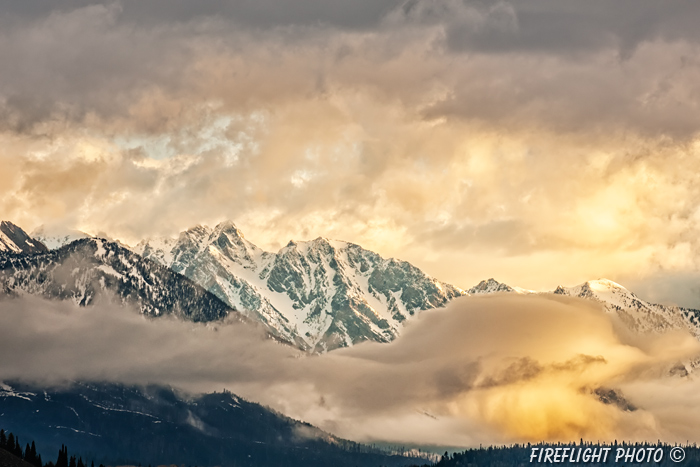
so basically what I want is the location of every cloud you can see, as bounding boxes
[1,293,699,447]
[2,0,700,304]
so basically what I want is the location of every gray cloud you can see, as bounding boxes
[4,0,700,54]
[1,0,700,135]
[0,0,400,30]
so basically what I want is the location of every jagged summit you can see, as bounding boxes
[0,220,48,254]
[467,278,535,295]
[135,223,465,352]
[214,219,245,236]
[278,236,350,257]
[468,278,515,294]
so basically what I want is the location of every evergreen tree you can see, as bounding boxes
[77,456,85,467]
[14,435,22,458]
[69,454,77,467]
[0,428,5,449]
[6,433,15,454]
[56,444,69,467]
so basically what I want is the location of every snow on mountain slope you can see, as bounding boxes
[0,238,233,323]
[553,279,700,338]
[135,221,465,352]
[467,277,700,338]
[467,278,535,294]
[31,225,92,250]
[0,221,48,254]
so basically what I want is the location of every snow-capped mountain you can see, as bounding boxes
[134,221,465,352]
[467,277,700,338]
[31,225,91,250]
[553,279,700,338]
[467,278,535,294]
[0,237,233,323]
[0,221,48,254]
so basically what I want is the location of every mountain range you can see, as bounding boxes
[2,220,700,353]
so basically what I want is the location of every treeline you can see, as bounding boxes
[403,441,700,467]
[0,429,103,467]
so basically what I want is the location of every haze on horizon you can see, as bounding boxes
[1,0,700,306]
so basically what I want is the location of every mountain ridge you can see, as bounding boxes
[0,236,235,324]
[134,222,465,352]
[0,221,48,255]
[471,277,700,340]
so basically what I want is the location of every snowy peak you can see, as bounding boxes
[0,221,48,254]
[468,277,700,339]
[468,278,515,294]
[552,278,700,337]
[211,219,244,239]
[135,224,465,352]
[136,221,270,273]
[467,278,535,295]
[260,237,465,351]
[31,224,91,250]
[554,279,635,302]
[588,278,629,291]
[179,224,212,249]
[208,221,266,269]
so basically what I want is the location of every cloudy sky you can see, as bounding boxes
[2,0,700,304]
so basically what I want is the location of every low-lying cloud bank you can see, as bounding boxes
[1,293,699,447]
